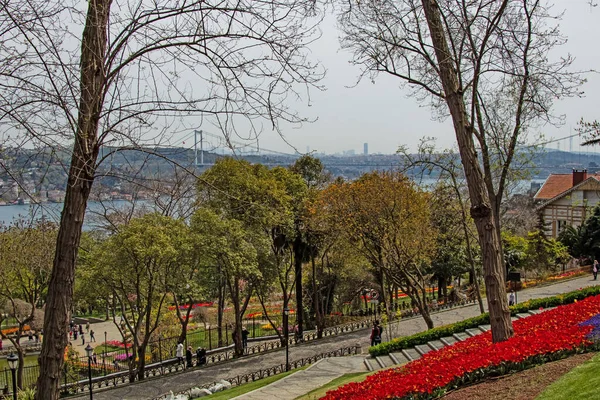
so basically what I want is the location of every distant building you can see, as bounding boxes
[364,143,368,156]
[535,169,600,238]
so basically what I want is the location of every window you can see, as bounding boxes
[557,219,568,233]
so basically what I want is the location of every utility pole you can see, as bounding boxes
[194,130,204,167]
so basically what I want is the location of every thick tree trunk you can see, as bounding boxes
[35,1,109,398]
[421,0,512,342]
[136,344,148,381]
[16,342,23,389]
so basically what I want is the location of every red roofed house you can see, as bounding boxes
[535,170,600,238]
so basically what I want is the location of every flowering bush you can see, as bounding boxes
[323,295,600,400]
[1,325,30,336]
[371,285,600,357]
[167,302,214,311]
[113,353,151,362]
[103,340,132,349]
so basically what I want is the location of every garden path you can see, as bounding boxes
[71,274,599,400]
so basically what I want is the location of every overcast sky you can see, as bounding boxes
[230,0,600,156]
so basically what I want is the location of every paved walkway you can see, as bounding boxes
[69,319,124,356]
[73,275,599,400]
[233,356,367,400]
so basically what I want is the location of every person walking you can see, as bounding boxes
[81,332,85,345]
[90,330,96,342]
[176,342,184,365]
[370,320,382,346]
[509,291,516,306]
[196,347,207,366]
[85,321,90,333]
[186,346,193,368]
[241,326,249,351]
[593,260,599,280]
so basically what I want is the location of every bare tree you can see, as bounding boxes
[399,139,485,313]
[0,0,324,396]
[337,0,585,342]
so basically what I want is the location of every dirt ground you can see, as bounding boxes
[441,352,596,400]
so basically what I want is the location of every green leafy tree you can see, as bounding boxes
[314,171,437,328]
[190,208,262,356]
[502,231,528,274]
[523,231,570,277]
[91,214,189,381]
[430,184,472,303]
[558,225,587,260]
[0,221,56,387]
[287,155,330,337]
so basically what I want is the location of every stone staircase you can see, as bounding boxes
[363,309,547,371]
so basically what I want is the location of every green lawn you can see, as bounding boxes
[536,352,600,400]
[295,371,372,400]
[203,365,308,399]
[0,354,38,369]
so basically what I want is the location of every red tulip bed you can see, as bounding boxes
[323,295,600,400]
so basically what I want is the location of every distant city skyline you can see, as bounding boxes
[178,0,600,156]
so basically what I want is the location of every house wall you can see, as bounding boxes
[540,189,600,238]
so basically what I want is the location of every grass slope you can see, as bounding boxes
[204,366,308,400]
[536,352,600,400]
[294,371,373,400]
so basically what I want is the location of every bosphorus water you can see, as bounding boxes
[0,200,143,229]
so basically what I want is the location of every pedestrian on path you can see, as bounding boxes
[176,342,184,365]
[241,326,249,351]
[86,321,90,332]
[593,260,598,280]
[81,333,85,345]
[90,330,96,342]
[196,347,207,366]
[509,291,516,306]
[186,346,193,368]
[370,320,382,346]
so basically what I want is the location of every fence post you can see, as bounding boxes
[209,327,212,350]
[252,317,255,338]
[225,324,229,346]
[63,363,68,394]
[158,337,163,374]
[103,351,106,376]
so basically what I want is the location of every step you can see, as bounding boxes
[390,352,409,365]
[511,316,520,322]
[414,344,433,356]
[427,340,445,351]
[402,347,421,361]
[375,355,396,368]
[478,324,491,332]
[440,336,457,347]
[465,328,481,337]
[515,313,531,319]
[452,332,470,342]
[364,357,377,372]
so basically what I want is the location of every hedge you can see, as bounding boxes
[369,285,600,356]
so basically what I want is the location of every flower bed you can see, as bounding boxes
[370,285,600,356]
[323,295,600,400]
[102,340,132,349]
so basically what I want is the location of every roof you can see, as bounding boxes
[534,174,574,200]
[535,174,600,210]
